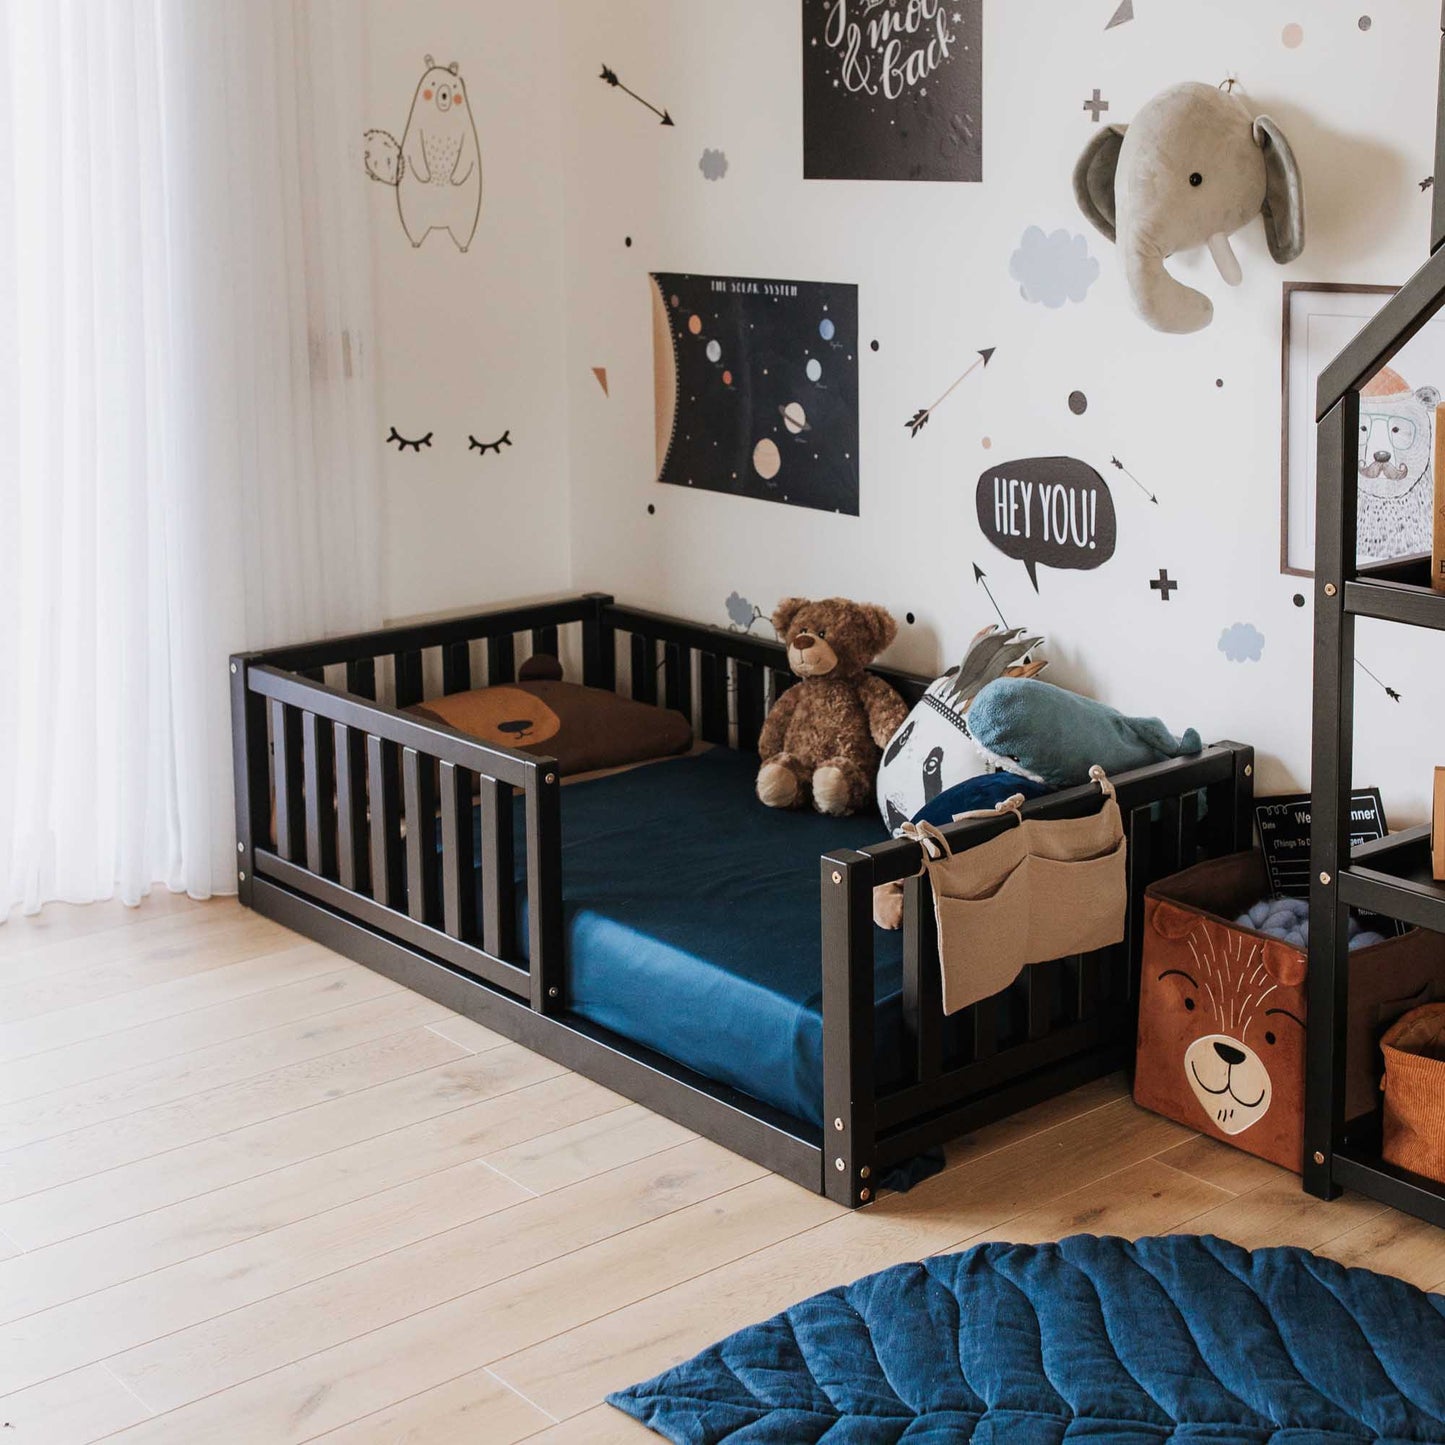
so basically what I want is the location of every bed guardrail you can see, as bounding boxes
[819,740,1253,1203]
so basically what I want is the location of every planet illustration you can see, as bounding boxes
[706,339,721,362]
[722,370,733,385]
[819,318,835,341]
[806,358,822,383]
[687,314,702,335]
[752,437,782,480]
[780,401,810,435]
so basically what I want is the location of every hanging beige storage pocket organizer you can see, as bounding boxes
[902,767,1127,1015]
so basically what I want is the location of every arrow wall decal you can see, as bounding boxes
[906,348,994,437]
[1109,454,1159,505]
[600,65,674,126]
[971,563,1009,629]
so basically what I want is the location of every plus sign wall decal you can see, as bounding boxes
[1083,89,1110,122]
[1150,568,1178,601]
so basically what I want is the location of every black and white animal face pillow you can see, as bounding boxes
[875,625,1044,832]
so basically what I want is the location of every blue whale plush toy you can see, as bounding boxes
[966,676,1202,787]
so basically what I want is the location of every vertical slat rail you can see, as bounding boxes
[367,736,405,909]
[480,777,516,959]
[230,659,270,905]
[532,624,560,660]
[582,595,617,692]
[1306,393,1359,1201]
[526,764,564,1010]
[1026,962,1053,1041]
[630,634,658,705]
[439,761,477,941]
[900,875,942,1084]
[735,662,764,752]
[822,848,877,1206]
[1121,803,1154,1003]
[663,641,692,721]
[394,650,424,708]
[699,652,728,745]
[302,712,337,880]
[271,700,304,864]
[334,722,369,893]
[442,642,471,696]
[346,656,376,700]
[403,748,438,924]
[489,632,516,686]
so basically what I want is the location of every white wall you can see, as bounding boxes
[557,0,1445,823]
[363,0,572,621]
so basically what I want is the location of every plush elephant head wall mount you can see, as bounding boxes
[1074,81,1305,333]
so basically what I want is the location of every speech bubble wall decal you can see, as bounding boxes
[975,456,1117,591]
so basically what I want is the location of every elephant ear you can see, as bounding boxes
[1073,125,1126,243]
[1253,116,1305,265]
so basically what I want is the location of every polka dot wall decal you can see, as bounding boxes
[905,612,916,625]
[1282,22,1303,47]
[1293,593,1306,607]
[625,236,633,247]
[870,339,880,352]
[1215,378,1224,388]
[1068,390,1088,414]
[982,436,992,449]
[647,504,656,515]
[1358,14,1372,29]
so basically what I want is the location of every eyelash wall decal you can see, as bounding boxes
[468,430,513,457]
[386,427,433,453]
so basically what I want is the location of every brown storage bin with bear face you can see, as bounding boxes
[1135,851,1445,1173]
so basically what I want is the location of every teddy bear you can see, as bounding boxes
[757,597,909,816]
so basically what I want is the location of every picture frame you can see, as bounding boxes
[1280,281,1445,576]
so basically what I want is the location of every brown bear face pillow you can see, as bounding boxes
[1136,898,1307,1167]
[410,658,692,777]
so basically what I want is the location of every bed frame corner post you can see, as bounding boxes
[821,848,877,1207]
[229,653,268,910]
[582,593,617,693]
[526,758,565,1014]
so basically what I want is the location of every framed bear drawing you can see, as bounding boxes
[1281,282,1445,575]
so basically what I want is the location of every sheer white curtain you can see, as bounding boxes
[0,0,382,918]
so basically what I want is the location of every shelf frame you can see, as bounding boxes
[1306,2,1445,1228]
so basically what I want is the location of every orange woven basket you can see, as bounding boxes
[1381,1003,1445,1184]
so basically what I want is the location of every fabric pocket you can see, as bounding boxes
[1026,836,1127,962]
[933,856,1031,1014]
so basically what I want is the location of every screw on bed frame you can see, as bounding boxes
[833,1117,844,1131]
[238,871,246,883]
[834,1157,845,1171]
[1324,583,1337,597]
[545,773,557,785]
[860,1166,871,1179]
[548,986,559,998]
[1244,765,1253,777]
[859,1188,872,1202]
[230,663,237,674]
[238,842,244,853]
[1319,872,1331,885]
[831,870,842,885]
[1313,1150,1326,1165]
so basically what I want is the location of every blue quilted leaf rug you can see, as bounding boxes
[608,1234,1445,1443]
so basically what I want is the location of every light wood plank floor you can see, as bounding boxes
[1,895,1441,1443]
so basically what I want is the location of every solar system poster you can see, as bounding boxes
[650,272,860,515]
[803,0,983,183]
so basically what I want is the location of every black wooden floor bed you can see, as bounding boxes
[230,593,1252,1207]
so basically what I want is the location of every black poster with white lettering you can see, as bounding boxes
[803,0,983,182]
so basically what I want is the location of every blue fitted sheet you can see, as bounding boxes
[503,747,905,1124]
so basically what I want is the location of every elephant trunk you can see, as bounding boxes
[1122,238,1214,335]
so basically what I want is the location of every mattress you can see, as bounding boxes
[500,747,906,1124]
